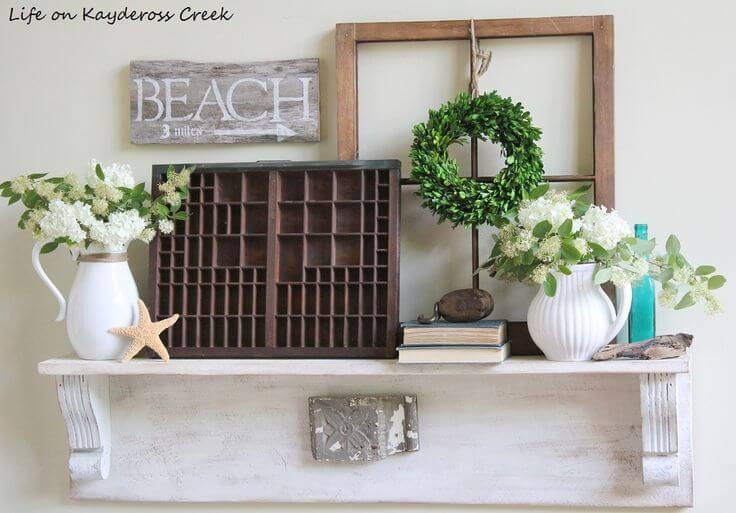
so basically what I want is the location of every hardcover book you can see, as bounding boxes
[401,319,507,345]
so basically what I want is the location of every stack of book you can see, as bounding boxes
[398,320,510,363]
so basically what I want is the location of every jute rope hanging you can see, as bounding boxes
[469,19,492,98]
[408,20,545,227]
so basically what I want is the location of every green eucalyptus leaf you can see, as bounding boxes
[659,268,674,282]
[21,191,39,209]
[618,245,632,261]
[558,219,573,238]
[40,241,58,254]
[566,184,591,200]
[95,164,105,181]
[665,235,680,255]
[155,203,169,217]
[558,264,572,275]
[1,188,13,198]
[28,173,47,179]
[561,241,582,262]
[630,238,656,256]
[173,211,188,221]
[490,242,501,258]
[674,292,695,310]
[528,182,550,200]
[695,265,716,276]
[543,273,557,297]
[572,200,590,217]
[594,267,612,284]
[708,275,726,290]
[8,194,21,205]
[532,220,552,238]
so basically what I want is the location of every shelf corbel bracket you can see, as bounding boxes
[56,375,111,480]
[639,373,679,486]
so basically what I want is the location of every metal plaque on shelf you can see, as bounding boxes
[309,395,419,462]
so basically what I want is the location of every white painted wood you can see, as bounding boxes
[38,371,693,506]
[640,373,680,486]
[56,375,111,480]
[38,354,690,377]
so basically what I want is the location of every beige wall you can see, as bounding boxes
[1,0,734,511]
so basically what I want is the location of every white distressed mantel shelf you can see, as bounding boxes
[38,355,689,376]
[38,355,693,507]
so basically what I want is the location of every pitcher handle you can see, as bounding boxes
[604,283,632,343]
[32,241,67,322]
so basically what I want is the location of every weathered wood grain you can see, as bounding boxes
[57,373,691,506]
[37,355,691,376]
[593,333,693,360]
[640,373,680,486]
[56,375,110,480]
[335,16,616,353]
[130,59,319,144]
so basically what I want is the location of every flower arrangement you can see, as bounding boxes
[481,183,726,314]
[0,161,193,253]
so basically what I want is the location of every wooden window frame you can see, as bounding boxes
[335,16,614,354]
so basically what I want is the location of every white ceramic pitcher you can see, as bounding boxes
[527,263,632,361]
[32,242,139,360]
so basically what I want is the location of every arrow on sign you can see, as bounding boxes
[212,124,297,142]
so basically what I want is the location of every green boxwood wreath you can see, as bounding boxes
[409,91,545,227]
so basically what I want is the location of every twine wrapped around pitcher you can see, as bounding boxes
[78,252,128,263]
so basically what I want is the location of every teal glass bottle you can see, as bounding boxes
[628,224,656,342]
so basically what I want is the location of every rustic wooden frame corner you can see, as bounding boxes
[335,16,615,354]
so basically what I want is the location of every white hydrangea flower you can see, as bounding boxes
[138,227,156,243]
[705,293,723,315]
[89,210,146,251]
[501,240,519,258]
[91,182,124,202]
[10,176,32,194]
[537,235,562,262]
[580,205,631,250]
[673,266,694,284]
[71,201,97,227]
[518,191,575,231]
[64,173,80,187]
[498,223,516,242]
[38,199,86,244]
[572,238,588,256]
[530,265,550,284]
[610,267,631,287]
[515,229,534,253]
[34,181,57,199]
[91,198,109,216]
[689,280,708,301]
[158,219,174,234]
[632,258,650,278]
[658,288,678,308]
[87,159,135,189]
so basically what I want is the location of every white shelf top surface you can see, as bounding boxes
[38,354,690,376]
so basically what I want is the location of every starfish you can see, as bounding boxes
[109,300,178,362]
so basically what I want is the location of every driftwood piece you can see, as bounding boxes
[592,334,693,361]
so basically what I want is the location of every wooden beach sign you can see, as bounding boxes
[130,59,319,144]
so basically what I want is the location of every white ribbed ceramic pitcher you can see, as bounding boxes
[527,263,632,361]
[32,242,139,360]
